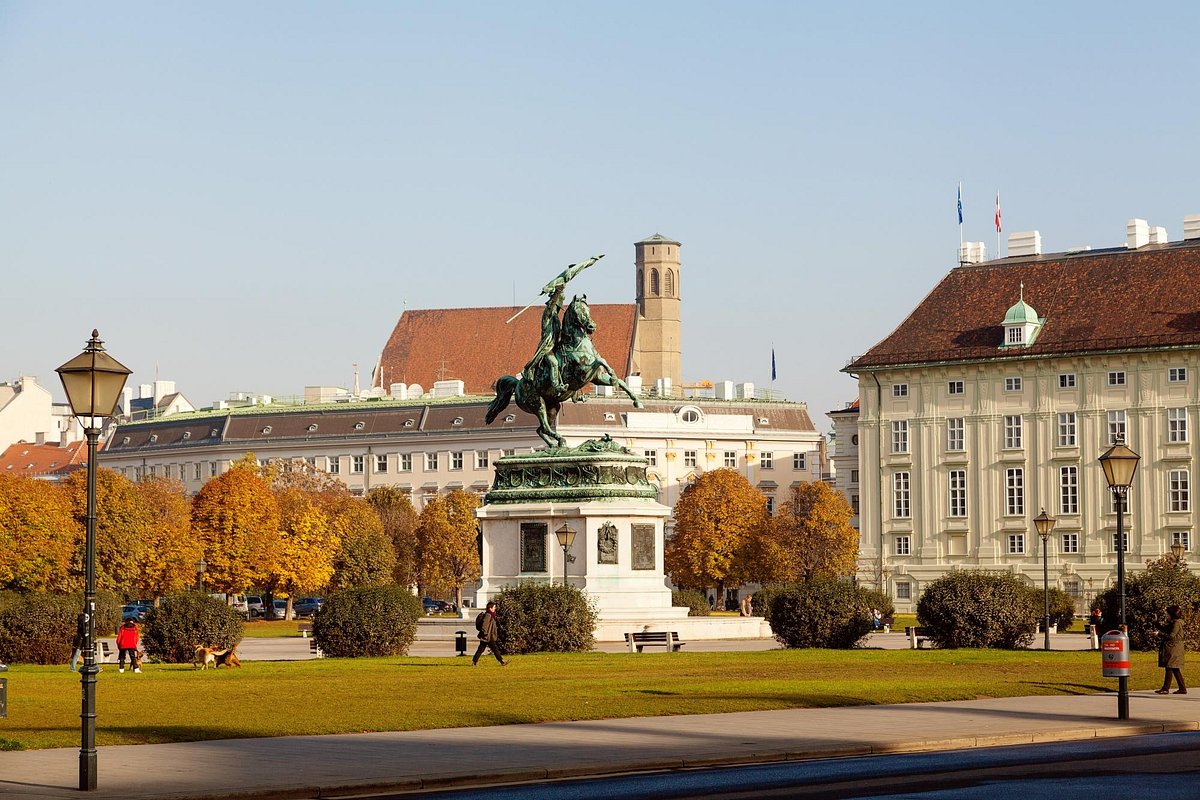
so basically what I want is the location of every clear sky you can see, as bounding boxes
[4,2,1198,432]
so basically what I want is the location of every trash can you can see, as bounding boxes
[455,630,468,657]
[1101,630,1130,678]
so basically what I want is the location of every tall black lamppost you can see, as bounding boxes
[1034,509,1056,651]
[555,523,577,587]
[1099,435,1140,721]
[56,330,131,791]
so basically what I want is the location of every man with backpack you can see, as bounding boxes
[473,601,507,666]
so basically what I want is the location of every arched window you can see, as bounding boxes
[665,269,675,297]
[650,269,660,296]
[637,268,643,296]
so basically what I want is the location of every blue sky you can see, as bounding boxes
[3,2,1198,431]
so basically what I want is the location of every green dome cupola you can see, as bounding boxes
[1000,282,1044,348]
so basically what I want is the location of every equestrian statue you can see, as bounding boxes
[486,254,643,448]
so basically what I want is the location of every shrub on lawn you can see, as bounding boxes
[142,594,244,663]
[768,579,874,649]
[860,589,895,624]
[495,583,597,654]
[1027,587,1077,632]
[311,586,422,657]
[751,585,793,622]
[1094,555,1200,651]
[0,591,121,665]
[672,589,710,617]
[916,570,1037,649]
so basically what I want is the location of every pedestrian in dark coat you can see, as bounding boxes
[1156,604,1187,694]
[472,601,507,666]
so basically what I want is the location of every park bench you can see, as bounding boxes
[906,626,931,649]
[297,622,312,638]
[309,638,324,658]
[96,641,113,663]
[624,631,686,652]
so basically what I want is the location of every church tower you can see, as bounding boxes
[633,234,682,390]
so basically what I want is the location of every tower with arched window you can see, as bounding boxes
[633,233,682,390]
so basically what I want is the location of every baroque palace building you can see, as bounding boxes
[844,217,1200,613]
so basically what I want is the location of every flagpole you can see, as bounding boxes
[957,182,964,264]
[995,191,1002,259]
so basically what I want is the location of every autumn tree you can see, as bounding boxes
[64,467,149,594]
[368,485,420,589]
[191,455,280,594]
[327,495,395,591]
[747,481,858,584]
[267,484,337,617]
[130,476,201,598]
[664,468,768,609]
[417,489,482,608]
[0,474,77,591]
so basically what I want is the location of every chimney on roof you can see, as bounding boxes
[1149,226,1169,244]
[715,380,734,400]
[1008,231,1042,257]
[959,242,987,264]
[1127,218,1150,249]
[1184,215,1200,241]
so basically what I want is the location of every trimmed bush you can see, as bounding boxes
[860,589,895,624]
[751,584,794,622]
[311,586,422,657]
[672,589,710,617]
[767,579,874,649]
[916,570,1037,649]
[0,591,121,665]
[142,594,244,663]
[1095,556,1200,651]
[1027,587,1077,632]
[495,583,597,654]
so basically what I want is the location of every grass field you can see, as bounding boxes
[0,648,1181,751]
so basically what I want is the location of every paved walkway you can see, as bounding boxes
[2,690,1197,799]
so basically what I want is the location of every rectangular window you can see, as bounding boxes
[1005,468,1024,516]
[350,455,364,474]
[306,457,316,468]
[947,418,965,451]
[1060,465,1079,515]
[1005,376,1022,392]
[425,452,439,471]
[1109,491,1130,514]
[891,420,909,454]
[1108,371,1126,386]
[1007,327,1023,344]
[194,463,202,481]
[1169,408,1189,443]
[893,472,911,518]
[1057,412,1077,447]
[1061,532,1079,554]
[949,469,967,517]
[1008,534,1026,554]
[643,449,657,466]
[1170,367,1188,383]
[947,380,964,395]
[765,495,775,514]
[850,468,860,484]
[724,451,737,468]
[1059,373,1076,389]
[895,582,911,600]
[684,450,697,468]
[761,452,774,469]
[1172,531,1191,551]
[399,453,412,472]
[503,449,515,457]
[793,452,806,470]
[1170,469,1190,512]
[328,456,340,475]
[851,494,860,514]
[1108,410,1127,445]
[375,454,388,473]
[893,383,908,397]
[1004,415,1023,449]
[894,535,911,556]
[450,452,463,470]
[210,462,218,477]
[1112,531,1129,552]
[475,450,490,469]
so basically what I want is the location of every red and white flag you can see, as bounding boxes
[995,192,1002,233]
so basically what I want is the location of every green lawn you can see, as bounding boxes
[0,649,1181,751]
[240,620,304,638]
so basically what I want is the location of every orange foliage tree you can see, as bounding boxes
[0,474,78,591]
[417,489,481,608]
[368,485,420,589]
[747,480,858,584]
[664,468,768,609]
[191,455,280,594]
[64,468,150,594]
[131,476,200,598]
[326,495,394,590]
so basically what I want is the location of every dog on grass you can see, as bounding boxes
[193,645,241,670]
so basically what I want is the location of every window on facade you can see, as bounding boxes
[1060,465,1079,515]
[328,456,340,475]
[398,453,412,471]
[1169,408,1189,443]
[665,269,674,297]
[1112,531,1129,552]
[891,420,909,454]
[893,383,908,398]
[1062,532,1079,554]
[893,472,911,518]
[1005,468,1024,515]
[895,535,911,556]
[681,408,701,423]
[724,451,737,468]
[793,452,806,470]
[375,454,387,473]
[948,380,964,395]
[425,452,439,471]
[1172,531,1191,551]
[1108,410,1127,445]
[1109,491,1130,514]
[765,495,774,513]
[850,468,860,483]
[1170,367,1188,383]
[851,494,860,514]
[1059,373,1076,389]
[684,450,697,468]
[1005,376,1022,392]
[350,456,364,474]
[1170,469,1190,512]
[503,449,515,457]
[210,462,219,477]
[650,268,660,296]
[895,582,911,600]
[1007,327,1023,345]
[1108,371,1126,386]
[1008,534,1026,554]
[306,457,316,468]
[643,450,657,466]
[1057,412,1077,447]
[475,450,490,469]
[761,452,774,469]
[1004,415,1023,449]
[194,463,202,481]
[451,452,464,470]
[949,469,967,517]
[947,418,964,451]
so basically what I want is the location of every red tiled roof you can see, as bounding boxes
[0,440,87,478]
[376,305,637,395]
[847,241,1200,370]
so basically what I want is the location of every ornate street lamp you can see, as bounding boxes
[196,557,208,593]
[56,330,131,791]
[1171,542,1186,563]
[1098,435,1140,721]
[1034,509,1056,651]
[555,523,577,587]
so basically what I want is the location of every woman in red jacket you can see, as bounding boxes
[115,618,141,673]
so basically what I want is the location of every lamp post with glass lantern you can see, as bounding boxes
[56,330,131,791]
[1098,435,1140,721]
[1034,509,1056,651]
[196,557,207,593]
[1171,542,1186,564]
[554,523,577,587]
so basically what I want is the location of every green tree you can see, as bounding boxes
[664,468,768,609]
[0,474,77,591]
[417,489,481,608]
[191,456,280,595]
[1096,553,1200,651]
[368,486,420,589]
[748,481,858,584]
[327,495,395,590]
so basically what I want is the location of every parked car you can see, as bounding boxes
[230,595,249,616]
[246,596,265,618]
[422,597,455,614]
[121,603,150,622]
[271,599,289,619]
[292,597,323,618]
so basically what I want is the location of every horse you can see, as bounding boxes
[486,294,643,448]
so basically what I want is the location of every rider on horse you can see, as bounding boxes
[523,255,602,397]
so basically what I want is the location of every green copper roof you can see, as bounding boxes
[1003,298,1041,325]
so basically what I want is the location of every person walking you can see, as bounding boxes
[69,612,86,672]
[1155,604,1187,695]
[472,601,507,666]
[116,618,142,674]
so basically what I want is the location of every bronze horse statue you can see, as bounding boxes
[487,292,642,448]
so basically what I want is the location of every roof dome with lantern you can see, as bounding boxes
[1000,282,1044,348]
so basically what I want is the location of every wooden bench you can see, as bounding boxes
[96,641,113,663]
[297,622,312,638]
[906,626,931,649]
[309,638,323,658]
[624,631,686,652]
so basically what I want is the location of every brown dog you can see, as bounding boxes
[214,646,241,669]
[193,645,241,669]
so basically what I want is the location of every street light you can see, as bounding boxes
[196,557,207,593]
[1034,509,1056,651]
[1098,435,1140,721]
[56,330,131,792]
[1171,542,1186,563]
[554,522,577,587]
